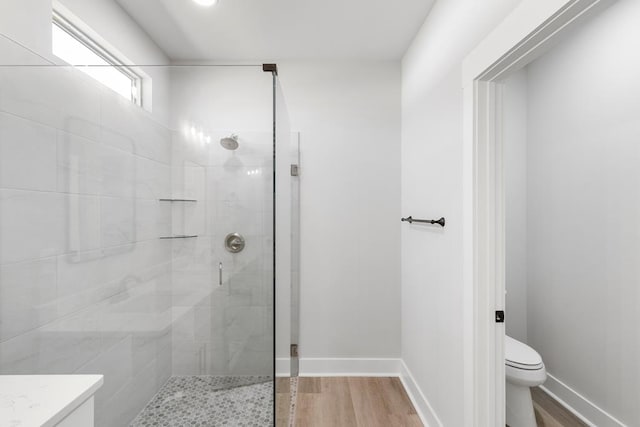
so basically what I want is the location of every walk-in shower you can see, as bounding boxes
[0,29,297,425]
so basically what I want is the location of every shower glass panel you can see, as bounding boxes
[273,76,298,426]
[0,33,284,426]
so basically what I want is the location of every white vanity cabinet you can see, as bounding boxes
[0,375,103,427]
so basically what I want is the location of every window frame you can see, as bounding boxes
[52,10,142,106]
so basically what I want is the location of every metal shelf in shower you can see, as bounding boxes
[159,198,198,202]
[159,235,199,239]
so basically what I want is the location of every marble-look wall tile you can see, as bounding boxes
[100,197,135,248]
[64,194,102,253]
[75,335,134,400]
[57,131,103,195]
[172,203,206,238]
[0,257,57,342]
[0,190,65,264]
[97,358,160,427]
[57,131,136,197]
[155,335,172,385]
[0,32,50,67]
[101,149,135,199]
[0,66,101,141]
[135,156,171,200]
[57,248,129,305]
[0,317,103,375]
[101,95,171,164]
[0,112,57,191]
[170,340,211,376]
[136,199,171,242]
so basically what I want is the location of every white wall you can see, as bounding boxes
[502,0,640,425]
[278,61,402,363]
[401,0,521,424]
[503,69,528,343]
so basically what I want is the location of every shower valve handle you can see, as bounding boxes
[219,262,223,286]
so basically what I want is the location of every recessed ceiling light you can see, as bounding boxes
[193,0,218,6]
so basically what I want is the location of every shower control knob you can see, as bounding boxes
[224,233,245,253]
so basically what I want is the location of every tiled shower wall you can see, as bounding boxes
[169,127,274,377]
[0,36,173,426]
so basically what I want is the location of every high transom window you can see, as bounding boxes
[52,11,142,105]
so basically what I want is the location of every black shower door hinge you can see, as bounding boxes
[263,64,278,75]
[290,344,298,358]
[495,310,505,323]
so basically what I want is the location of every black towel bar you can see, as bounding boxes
[401,216,445,227]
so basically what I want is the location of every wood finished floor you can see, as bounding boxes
[532,387,588,427]
[276,377,422,427]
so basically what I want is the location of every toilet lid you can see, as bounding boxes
[505,336,543,369]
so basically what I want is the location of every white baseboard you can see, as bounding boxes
[276,358,291,377]
[298,358,401,377]
[399,361,442,427]
[541,373,626,427]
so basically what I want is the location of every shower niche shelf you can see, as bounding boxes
[159,197,200,240]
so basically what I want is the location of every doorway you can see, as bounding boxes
[463,0,627,425]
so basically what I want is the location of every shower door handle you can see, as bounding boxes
[219,262,223,286]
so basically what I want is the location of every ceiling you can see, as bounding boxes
[115,0,435,61]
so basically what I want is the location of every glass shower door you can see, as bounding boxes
[170,129,275,378]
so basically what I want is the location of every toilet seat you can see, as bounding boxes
[505,336,543,370]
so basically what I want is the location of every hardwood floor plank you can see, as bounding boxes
[295,379,356,427]
[531,387,588,427]
[387,413,424,427]
[348,377,394,427]
[534,402,566,427]
[377,377,417,416]
[318,378,359,426]
[296,392,325,426]
[276,377,291,394]
[292,377,422,427]
[298,377,322,393]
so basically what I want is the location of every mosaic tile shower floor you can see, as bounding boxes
[130,376,274,427]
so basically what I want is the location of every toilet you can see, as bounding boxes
[505,336,547,427]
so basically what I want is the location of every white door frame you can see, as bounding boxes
[461,0,615,425]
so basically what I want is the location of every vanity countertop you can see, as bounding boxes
[0,375,103,427]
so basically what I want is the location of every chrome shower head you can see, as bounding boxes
[220,134,239,150]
